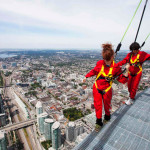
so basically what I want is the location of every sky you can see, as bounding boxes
[0,0,150,50]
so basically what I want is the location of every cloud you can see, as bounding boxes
[0,0,149,49]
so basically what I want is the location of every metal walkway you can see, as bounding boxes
[73,88,150,150]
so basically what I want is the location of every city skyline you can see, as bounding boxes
[0,50,150,149]
[0,0,150,50]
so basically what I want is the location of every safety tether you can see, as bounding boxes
[140,32,150,48]
[115,0,143,55]
[135,0,149,42]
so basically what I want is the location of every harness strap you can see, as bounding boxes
[130,54,140,64]
[129,65,142,76]
[95,61,114,94]
[97,76,105,80]
[129,54,142,76]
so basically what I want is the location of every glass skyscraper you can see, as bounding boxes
[0,95,6,127]
[36,101,43,115]
[37,112,48,134]
[52,122,61,150]
[0,131,7,150]
[44,118,54,140]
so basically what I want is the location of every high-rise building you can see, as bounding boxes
[79,126,84,134]
[11,62,17,67]
[0,130,7,150]
[52,122,61,150]
[74,123,84,141]
[0,95,6,127]
[37,112,48,134]
[0,114,6,127]
[36,101,43,115]
[66,122,84,142]
[37,77,41,83]
[2,64,6,69]
[66,122,76,142]
[0,95,4,113]
[44,118,54,140]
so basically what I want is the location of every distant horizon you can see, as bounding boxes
[0,48,149,53]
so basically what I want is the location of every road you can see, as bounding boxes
[4,86,31,150]
[0,119,36,131]
[4,75,43,150]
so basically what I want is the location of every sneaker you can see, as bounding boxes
[103,119,109,125]
[95,124,103,132]
[103,115,111,125]
[125,98,134,105]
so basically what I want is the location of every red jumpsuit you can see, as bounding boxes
[117,50,150,99]
[85,60,128,119]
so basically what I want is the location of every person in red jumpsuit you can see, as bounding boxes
[83,43,129,131]
[117,42,150,105]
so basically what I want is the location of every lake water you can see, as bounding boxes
[0,54,17,58]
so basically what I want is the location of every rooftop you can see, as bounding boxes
[45,118,54,123]
[73,88,150,150]
[36,101,42,108]
[52,121,60,130]
[68,122,75,127]
[37,112,48,118]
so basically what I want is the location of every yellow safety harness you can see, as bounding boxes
[95,61,114,94]
[129,54,142,75]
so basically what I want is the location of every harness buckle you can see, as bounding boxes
[130,73,136,77]
[105,74,113,82]
[136,62,140,67]
[130,62,140,67]
[97,89,106,95]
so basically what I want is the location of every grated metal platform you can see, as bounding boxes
[73,88,150,150]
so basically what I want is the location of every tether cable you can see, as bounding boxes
[140,32,150,48]
[115,0,143,55]
[135,0,149,42]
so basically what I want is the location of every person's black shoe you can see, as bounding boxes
[104,114,111,120]
[95,124,103,132]
[103,115,111,125]
[96,118,103,126]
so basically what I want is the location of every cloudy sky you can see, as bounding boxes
[0,0,150,50]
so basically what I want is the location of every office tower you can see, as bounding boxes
[0,95,6,127]
[0,113,6,127]
[79,126,84,134]
[44,118,54,140]
[0,131,7,150]
[2,64,6,69]
[37,112,48,134]
[36,101,43,115]
[66,122,76,142]
[11,62,17,67]
[74,123,84,141]
[52,122,61,150]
